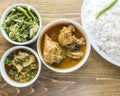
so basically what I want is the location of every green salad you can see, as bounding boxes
[2,6,39,42]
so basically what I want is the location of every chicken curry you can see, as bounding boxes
[40,23,86,69]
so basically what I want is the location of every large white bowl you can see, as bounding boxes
[0,46,42,87]
[37,19,91,73]
[0,3,42,45]
[81,1,120,67]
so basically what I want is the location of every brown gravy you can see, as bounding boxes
[39,23,86,69]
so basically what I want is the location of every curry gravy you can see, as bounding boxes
[40,23,86,69]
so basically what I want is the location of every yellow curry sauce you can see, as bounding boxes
[40,23,86,69]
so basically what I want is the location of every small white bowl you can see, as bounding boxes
[0,3,42,45]
[37,19,91,73]
[0,46,42,87]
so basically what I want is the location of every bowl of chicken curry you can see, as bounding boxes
[37,19,91,73]
[0,46,41,87]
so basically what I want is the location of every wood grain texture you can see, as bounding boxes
[0,0,120,96]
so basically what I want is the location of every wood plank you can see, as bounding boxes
[0,0,119,96]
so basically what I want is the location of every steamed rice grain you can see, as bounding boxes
[82,0,120,62]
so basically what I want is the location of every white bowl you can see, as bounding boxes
[37,19,91,73]
[0,3,42,45]
[81,1,120,67]
[0,46,42,87]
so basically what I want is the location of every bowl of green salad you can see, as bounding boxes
[0,3,42,45]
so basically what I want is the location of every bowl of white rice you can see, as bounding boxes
[81,0,120,66]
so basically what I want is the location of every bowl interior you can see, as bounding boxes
[0,46,41,87]
[0,3,42,45]
[37,19,91,73]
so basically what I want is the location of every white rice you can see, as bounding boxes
[82,0,120,62]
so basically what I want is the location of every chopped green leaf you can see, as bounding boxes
[4,57,12,64]
[96,0,118,19]
[2,5,39,42]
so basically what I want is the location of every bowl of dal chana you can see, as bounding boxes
[0,46,41,87]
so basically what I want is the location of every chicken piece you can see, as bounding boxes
[14,51,29,60]
[14,64,23,72]
[58,24,86,59]
[65,50,84,59]
[12,59,23,72]
[58,24,86,46]
[13,52,36,72]
[23,55,35,67]
[67,24,75,32]
[75,37,86,46]
[43,34,64,65]
[65,43,80,51]
[58,25,76,46]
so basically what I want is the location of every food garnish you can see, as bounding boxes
[96,0,118,19]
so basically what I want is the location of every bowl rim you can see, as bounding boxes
[0,46,42,87]
[0,3,42,45]
[81,0,120,67]
[37,19,91,73]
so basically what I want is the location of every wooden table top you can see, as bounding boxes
[0,0,120,96]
